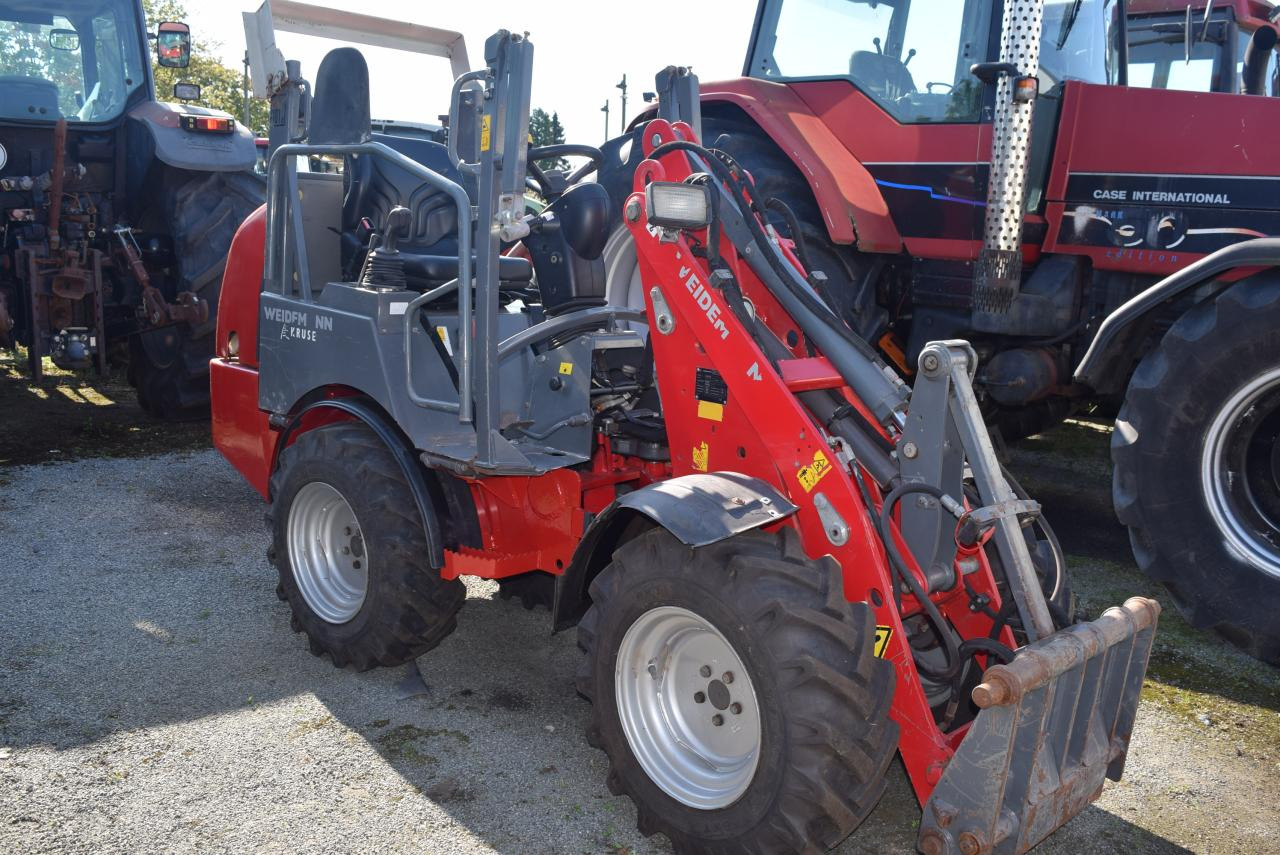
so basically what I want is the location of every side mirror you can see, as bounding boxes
[156,21,191,69]
[173,82,201,101]
[49,29,80,52]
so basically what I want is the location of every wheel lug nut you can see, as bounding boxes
[712,714,724,726]
[699,665,712,678]
[694,691,706,704]
[730,702,742,715]
[722,671,734,684]
[353,560,361,569]
[344,526,352,536]
[341,546,351,555]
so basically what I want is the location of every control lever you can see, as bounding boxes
[359,207,412,290]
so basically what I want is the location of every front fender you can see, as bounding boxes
[551,472,798,630]
[700,80,903,254]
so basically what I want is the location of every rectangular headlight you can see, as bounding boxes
[646,181,712,230]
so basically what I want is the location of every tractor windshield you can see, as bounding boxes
[0,0,147,124]
[748,0,1122,122]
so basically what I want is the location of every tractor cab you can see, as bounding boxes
[1126,0,1280,94]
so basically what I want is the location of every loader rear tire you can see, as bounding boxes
[267,422,465,670]
[577,527,897,854]
[1113,273,1280,665]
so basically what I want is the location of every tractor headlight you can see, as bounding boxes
[645,181,712,230]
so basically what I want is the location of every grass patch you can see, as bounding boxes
[0,351,209,467]
[374,724,469,765]
[1070,556,1280,759]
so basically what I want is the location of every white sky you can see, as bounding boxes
[187,1,758,143]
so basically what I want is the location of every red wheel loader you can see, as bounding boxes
[212,9,1158,854]
[596,0,1280,666]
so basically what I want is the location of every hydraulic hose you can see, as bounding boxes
[878,482,964,681]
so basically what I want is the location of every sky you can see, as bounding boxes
[187,0,758,144]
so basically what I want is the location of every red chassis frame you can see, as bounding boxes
[211,122,1014,812]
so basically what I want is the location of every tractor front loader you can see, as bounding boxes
[213,8,1158,853]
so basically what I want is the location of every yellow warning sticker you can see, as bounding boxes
[480,115,492,152]
[697,400,724,422]
[558,362,574,376]
[796,449,833,493]
[691,441,710,472]
[873,625,893,658]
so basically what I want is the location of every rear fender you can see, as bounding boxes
[1073,238,1280,394]
[551,472,798,631]
[274,395,447,569]
[700,82,902,253]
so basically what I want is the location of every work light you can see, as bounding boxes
[645,181,712,230]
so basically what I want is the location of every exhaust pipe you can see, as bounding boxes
[1242,25,1278,96]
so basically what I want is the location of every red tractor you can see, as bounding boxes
[211,10,1158,854]
[597,0,1280,665]
[1127,0,1279,94]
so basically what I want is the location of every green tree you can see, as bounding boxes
[143,0,269,135]
[529,106,568,171]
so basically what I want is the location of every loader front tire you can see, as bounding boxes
[1114,273,1280,665]
[577,527,897,854]
[268,422,465,670]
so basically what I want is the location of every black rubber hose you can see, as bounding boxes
[958,636,1016,665]
[878,481,964,681]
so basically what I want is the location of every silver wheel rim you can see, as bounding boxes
[614,606,761,809]
[287,481,368,623]
[1201,366,1280,580]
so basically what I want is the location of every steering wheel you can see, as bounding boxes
[925,82,954,94]
[526,144,604,200]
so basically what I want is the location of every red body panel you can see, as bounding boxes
[211,359,277,497]
[215,205,267,367]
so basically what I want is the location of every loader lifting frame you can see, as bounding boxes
[218,15,1160,855]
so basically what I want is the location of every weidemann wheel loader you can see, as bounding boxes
[212,6,1159,853]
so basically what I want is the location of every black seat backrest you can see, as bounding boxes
[849,51,917,101]
[340,133,468,274]
[309,49,371,145]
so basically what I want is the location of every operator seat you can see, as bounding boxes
[849,52,917,101]
[307,47,532,288]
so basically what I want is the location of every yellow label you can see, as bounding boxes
[691,441,710,472]
[480,115,492,152]
[873,625,893,658]
[796,449,833,493]
[558,362,574,376]
[696,400,724,422]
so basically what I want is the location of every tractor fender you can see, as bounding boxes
[1074,238,1280,393]
[551,472,799,631]
[699,81,903,253]
[273,396,447,569]
[127,100,257,172]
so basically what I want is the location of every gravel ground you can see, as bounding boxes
[1,446,1278,854]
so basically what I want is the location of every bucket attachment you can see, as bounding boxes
[917,597,1160,855]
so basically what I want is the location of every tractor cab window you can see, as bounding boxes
[749,0,993,123]
[1038,0,1123,88]
[0,0,147,124]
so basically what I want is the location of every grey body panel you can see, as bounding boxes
[128,101,257,172]
[257,281,634,474]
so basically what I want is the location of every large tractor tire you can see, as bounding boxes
[131,170,263,419]
[577,527,897,854]
[603,117,885,341]
[1113,274,1280,665]
[267,422,466,670]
